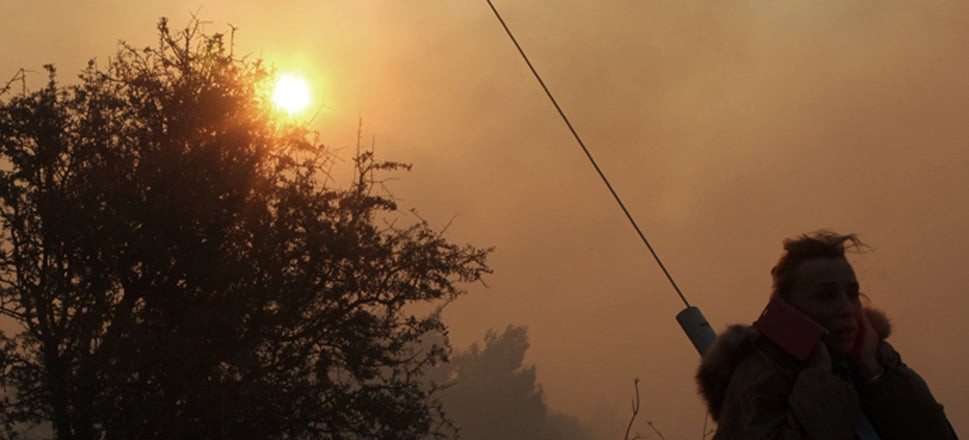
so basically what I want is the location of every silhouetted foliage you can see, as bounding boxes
[0,18,489,439]
[434,326,596,440]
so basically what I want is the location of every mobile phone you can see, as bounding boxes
[753,297,828,362]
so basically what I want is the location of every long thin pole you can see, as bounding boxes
[485,0,690,308]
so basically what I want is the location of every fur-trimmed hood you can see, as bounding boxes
[695,307,892,421]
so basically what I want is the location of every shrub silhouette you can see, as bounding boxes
[0,18,489,439]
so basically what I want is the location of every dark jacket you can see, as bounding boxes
[696,309,957,439]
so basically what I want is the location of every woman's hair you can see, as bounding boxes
[770,230,868,299]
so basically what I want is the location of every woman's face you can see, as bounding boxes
[786,257,862,357]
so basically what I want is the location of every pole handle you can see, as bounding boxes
[677,306,717,356]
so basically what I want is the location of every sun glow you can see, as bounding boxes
[272,74,311,115]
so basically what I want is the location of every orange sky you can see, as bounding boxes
[3,1,968,437]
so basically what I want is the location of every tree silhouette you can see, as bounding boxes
[435,326,596,440]
[0,18,489,439]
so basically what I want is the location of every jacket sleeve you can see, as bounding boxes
[857,342,958,440]
[720,354,858,440]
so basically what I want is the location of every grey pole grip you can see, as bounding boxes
[677,306,717,356]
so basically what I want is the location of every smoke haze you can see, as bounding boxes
[4,1,968,437]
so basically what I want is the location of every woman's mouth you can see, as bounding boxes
[830,326,857,344]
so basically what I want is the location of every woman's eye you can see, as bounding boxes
[848,284,861,298]
[816,287,837,299]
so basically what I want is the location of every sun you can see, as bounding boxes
[272,74,311,115]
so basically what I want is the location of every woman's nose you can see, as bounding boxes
[835,290,858,314]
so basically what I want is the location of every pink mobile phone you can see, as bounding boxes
[753,297,828,362]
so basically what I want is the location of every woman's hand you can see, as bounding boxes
[850,308,882,379]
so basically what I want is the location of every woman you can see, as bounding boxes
[697,231,957,439]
